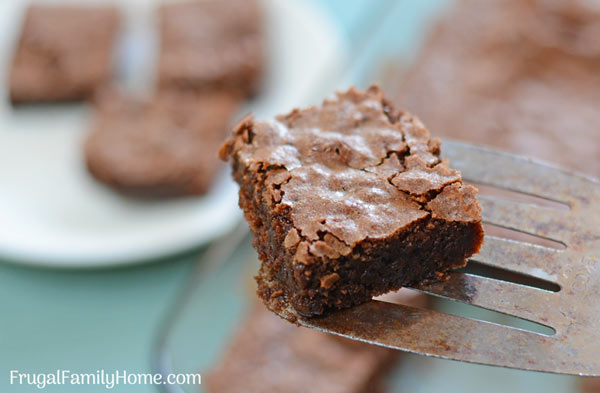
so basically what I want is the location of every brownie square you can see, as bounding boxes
[158,0,263,96]
[204,302,395,393]
[84,88,239,197]
[9,5,120,103]
[220,86,484,320]
[390,0,600,177]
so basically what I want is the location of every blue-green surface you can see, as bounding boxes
[0,257,196,392]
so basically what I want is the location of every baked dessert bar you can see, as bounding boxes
[203,301,395,393]
[220,86,484,320]
[158,0,263,96]
[85,88,238,197]
[390,0,600,177]
[9,5,120,103]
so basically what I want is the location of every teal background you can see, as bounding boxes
[0,257,196,392]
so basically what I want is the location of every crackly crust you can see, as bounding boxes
[220,85,484,319]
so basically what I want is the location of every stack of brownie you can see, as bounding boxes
[390,0,600,178]
[9,0,264,197]
[86,0,263,196]
[85,0,264,197]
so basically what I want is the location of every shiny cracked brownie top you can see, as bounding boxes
[220,86,481,260]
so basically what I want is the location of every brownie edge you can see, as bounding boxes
[220,86,484,321]
[203,301,396,393]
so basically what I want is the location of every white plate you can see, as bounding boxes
[0,0,346,267]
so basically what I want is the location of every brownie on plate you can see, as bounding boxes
[85,88,239,197]
[219,86,484,320]
[158,0,263,96]
[9,5,120,103]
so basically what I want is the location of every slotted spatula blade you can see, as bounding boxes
[293,140,600,376]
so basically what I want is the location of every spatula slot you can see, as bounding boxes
[482,223,566,250]
[428,295,556,336]
[467,181,570,211]
[457,260,561,292]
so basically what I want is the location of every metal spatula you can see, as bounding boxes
[292,140,600,377]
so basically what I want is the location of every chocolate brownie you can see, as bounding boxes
[9,5,120,103]
[158,0,263,96]
[219,86,484,320]
[85,88,239,197]
[203,302,395,393]
[390,0,600,177]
